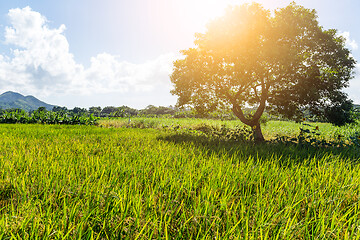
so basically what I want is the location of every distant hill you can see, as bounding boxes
[0,91,56,111]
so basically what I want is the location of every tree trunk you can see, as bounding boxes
[252,122,265,142]
[232,105,266,143]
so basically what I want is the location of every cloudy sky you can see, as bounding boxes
[0,0,359,108]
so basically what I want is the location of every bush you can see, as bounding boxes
[192,123,253,142]
[0,109,98,125]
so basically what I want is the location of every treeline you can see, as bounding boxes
[0,105,240,121]
[1,104,359,125]
[84,105,272,122]
[53,105,242,120]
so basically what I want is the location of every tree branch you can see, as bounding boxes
[253,86,260,101]
[251,79,268,122]
[234,80,254,100]
[232,105,252,126]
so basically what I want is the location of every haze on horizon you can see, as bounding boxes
[0,0,359,109]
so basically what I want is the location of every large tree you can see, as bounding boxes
[170,3,356,142]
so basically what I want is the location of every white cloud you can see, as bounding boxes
[346,63,360,104]
[336,32,360,104]
[84,52,176,94]
[339,31,358,50]
[0,7,177,98]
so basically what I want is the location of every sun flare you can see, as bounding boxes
[173,0,240,28]
[182,0,229,23]
[162,0,283,33]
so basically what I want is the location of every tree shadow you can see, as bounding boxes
[158,132,360,166]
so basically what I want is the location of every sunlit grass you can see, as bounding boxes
[100,117,360,140]
[0,123,359,238]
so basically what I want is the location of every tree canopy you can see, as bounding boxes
[170,3,356,141]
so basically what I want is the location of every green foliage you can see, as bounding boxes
[0,109,97,125]
[140,105,176,116]
[89,106,102,117]
[71,107,88,115]
[52,106,68,112]
[348,132,360,147]
[173,110,194,118]
[171,2,357,141]
[323,99,355,126]
[189,123,253,142]
[272,121,360,150]
[100,105,139,118]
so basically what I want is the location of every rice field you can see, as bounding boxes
[0,121,360,239]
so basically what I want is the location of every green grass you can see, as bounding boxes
[100,117,360,140]
[0,122,360,239]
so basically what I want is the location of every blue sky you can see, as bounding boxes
[0,0,359,108]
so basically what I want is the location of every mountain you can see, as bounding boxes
[0,91,56,111]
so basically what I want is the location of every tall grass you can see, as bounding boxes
[0,123,359,238]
